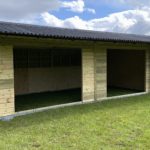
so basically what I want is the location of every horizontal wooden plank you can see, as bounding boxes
[0,79,14,90]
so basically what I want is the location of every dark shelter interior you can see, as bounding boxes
[13,48,82,111]
[107,49,145,97]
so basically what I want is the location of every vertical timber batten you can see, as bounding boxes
[146,50,150,92]
[82,49,95,102]
[94,48,107,100]
[0,45,15,117]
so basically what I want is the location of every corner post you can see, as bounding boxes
[146,50,150,92]
[0,45,15,117]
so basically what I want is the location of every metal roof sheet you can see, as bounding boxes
[0,21,150,43]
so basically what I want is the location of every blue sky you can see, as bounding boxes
[51,0,129,20]
[0,0,150,35]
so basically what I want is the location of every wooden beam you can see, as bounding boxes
[0,35,149,50]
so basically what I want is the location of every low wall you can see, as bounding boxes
[14,67,81,95]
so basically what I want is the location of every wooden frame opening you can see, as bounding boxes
[107,49,146,97]
[13,47,82,112]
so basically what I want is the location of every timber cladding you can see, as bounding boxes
[0,40,149,117]
[14,67,81,95]
[146,50,150,92]
[0,21,150,118]
[82,48,107,101]
[82,49,95,101]
[94,48,107,100]
[0,46,15,116]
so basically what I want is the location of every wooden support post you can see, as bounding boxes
[146,50,150,92]
[0,45,15,117]
[82,49,95,102]
[94,48,107,100]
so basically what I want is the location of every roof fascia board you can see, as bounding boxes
[0,34,149,50]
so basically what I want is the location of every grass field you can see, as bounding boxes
[1,94,150,149]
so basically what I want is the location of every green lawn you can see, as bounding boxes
[1,94,150,150]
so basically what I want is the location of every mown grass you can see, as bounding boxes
[1,94,150,150]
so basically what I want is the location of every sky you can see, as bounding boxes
[0,0,150,35]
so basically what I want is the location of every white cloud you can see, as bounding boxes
[118,0,150,8]
[0,0,95,22]
[0,0,60,21]
[61,0,96,14]
[0,0,149,36]
[108,0,150,10]
[62,0,84,13]
[86,8,96,14]
[41,13,63,27]
[42,13,88,29]
[42,8,150,35]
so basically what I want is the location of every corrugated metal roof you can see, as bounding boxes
[0,21,150,43]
